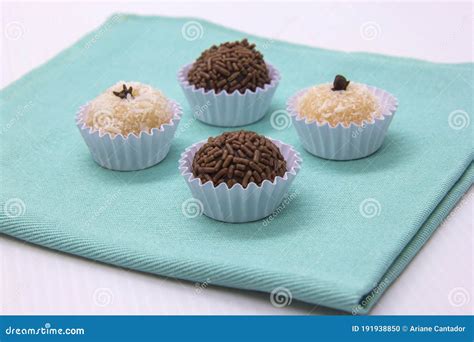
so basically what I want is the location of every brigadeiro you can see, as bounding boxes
[179,130,302,223]
[187,39,271,94]
[192,131,287,188]
[177,39,281,127]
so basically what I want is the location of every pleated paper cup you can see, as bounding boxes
[76,100,182,171]
[177,63,280,127]
[287,86,398,161]
[179,138,302,223]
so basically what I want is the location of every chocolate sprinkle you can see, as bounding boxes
[332,75,350,91]
[192,131,287,188]
[113,84,134,99]
[187,39,271,94]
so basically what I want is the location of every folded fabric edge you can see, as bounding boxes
[1,155,471,315]
[1,162,472,314]
[354,163,473,315]
[0,163,471,314]
[0,216,361,312]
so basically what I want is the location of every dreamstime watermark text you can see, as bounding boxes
[4,323,85,336]
[262,191,299,226]
[352,277,390,315]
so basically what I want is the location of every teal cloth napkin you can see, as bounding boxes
[1,14,472,313]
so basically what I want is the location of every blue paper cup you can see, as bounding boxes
[287,86,398,160]
[177,63,280,127]
[76,100,182,171]
[179,138,302,223]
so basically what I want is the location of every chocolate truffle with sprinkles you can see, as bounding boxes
[192,131,287,188]
[187,39,271,94]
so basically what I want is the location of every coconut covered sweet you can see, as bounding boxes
[85,81,173,136]
[297,75,381,127]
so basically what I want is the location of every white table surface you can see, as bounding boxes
[1,1,472,315]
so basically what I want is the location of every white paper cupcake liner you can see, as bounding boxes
[287,86,398,161]
[177,63,280,127]
[76,100,182,171]
[179,138,302,223]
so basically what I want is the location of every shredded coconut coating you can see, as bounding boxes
[85,81,173,136]
[297,83,381,127]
